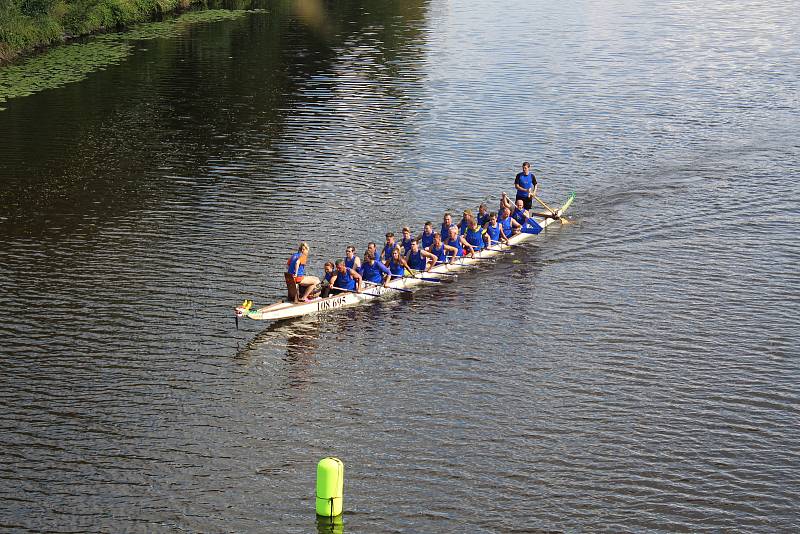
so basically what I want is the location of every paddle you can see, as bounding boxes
[484,243,515,253]
[533,194,568,223]
[389,273,442,283]
[332,287,381,298]
[363,280,413,293]
[489,240,519,248]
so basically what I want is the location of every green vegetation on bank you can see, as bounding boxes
[0,0,231,62]
[0,8,249,109]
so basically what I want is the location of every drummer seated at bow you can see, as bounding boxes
[329,259,363,294]
[286,242,320,302]
[359,251,392,287]
[405,238,438,272]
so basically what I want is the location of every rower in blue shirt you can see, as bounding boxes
[498,206,521,236]
[381,232,397,262]
[344,245,361,271]
[399,227,414,255]
[476,203,490,227]
[485,212,509,247]
[440,212,454,237]
[419,221,435,250]
[405,239,438,272]
[330,259,363,294]
[427,232,458,264]
[359,252,392,287]
[386,247,411,279]
[464,218,489,252]
[445,225,474,260]
[319,261,335,298]
[457,209,472,236]
[512,199,549,235]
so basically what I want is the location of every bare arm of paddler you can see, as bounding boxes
[420,249,437,271]
[442,243,458,263]
[351,269,363,292]
[460,235,475,258]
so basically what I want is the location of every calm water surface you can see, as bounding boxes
[1,0,798,532]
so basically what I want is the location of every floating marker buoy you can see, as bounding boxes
[316,457,344,517]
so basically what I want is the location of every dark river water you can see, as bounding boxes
[1,0,799,532]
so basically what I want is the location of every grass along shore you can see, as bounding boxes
[0,0,242,63]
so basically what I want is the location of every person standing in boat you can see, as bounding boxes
[514,161,538,210]
[359,251,392,287]
[344,245,361,272]
[405,239,438,272]
[286,242,320,302]
[329,259,363,294]
[418,221,435,250]
[426,232,458,265]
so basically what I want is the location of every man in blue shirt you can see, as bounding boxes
[514,161,538,210]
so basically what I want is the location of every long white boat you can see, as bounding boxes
[236,193,575,322]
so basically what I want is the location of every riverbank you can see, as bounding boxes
[0,0,234,64]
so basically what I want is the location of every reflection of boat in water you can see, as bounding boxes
[234,317,322,394]
[236,193,575,323]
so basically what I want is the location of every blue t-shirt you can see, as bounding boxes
[499,215,513,236]
[486,223,501,244]
[360,260,391,284]
[465,226,485,251]
[333,269,356,290]
[420,231,435,249]
[515,172,536,200]
[408,250,427,270]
